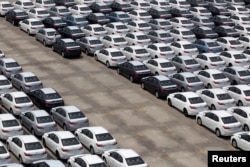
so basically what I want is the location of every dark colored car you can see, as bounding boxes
[57,26,85,40]
[86,13,110,25]
[186,0,209,7]
[169,8,193,18]
[110,1,133,12]
[214,26,240,37]
[192,26,218,39]
[147,8,172,19]
[52,38,82,58]
[117,61,151,83]
[28,87,64,112]
[53,0,76,7]
[5,9,28,26]
[63,15,88,27]
[210,15,234,26]
[141,75,178,98]
[207,6,231,16]
[89,3,112,14]
[42,17,67,29]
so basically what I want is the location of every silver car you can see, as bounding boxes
[0,163,23,167]
[147,30,174,44]
[35,28,61,46]
[11,72,43,93]
[20,110,57,137]
[0,75,13,94]
[31,160,65,167]
[147,19,173,31]
[0,58,22,78]
[223,66,250,85]
[50,105,89,131]
[171,56,201,73]
[76,37,104,55]
[170,72,204,92]
[0,141,11,165]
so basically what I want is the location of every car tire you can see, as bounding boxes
[85,49,89,55]
[179,69,183,73]
[42,139,46,148]
[237,101,243,106]
[210,104,216,110]
[6,143,10,151]
[168,99,172,107]
[204,66,208,70]
[61,52,65,58]
[231,80,237,85]
[155,91,159,98]
[9,108,13,115]
[130,58,133,61]
[207,84,212,89]
[94,55,98,61]
[155,55,158,58]
[228,63,232,67]
[224,48,228,51]
[197,117,202,126]
[19,156,24,164]
[27,30,30,36]
[215,128,221,137]
[52,46,55,52]
[141,83,145,89]
[129,75,134,83]
[56,151,61,159]
[63,124,67,131]
[155,72,159,75]
[90,146,95,154]
[183,108,188,117]
[31,129,35,136]
[43,40,47,46]
[243,125,249,131]
[12,20,15,26]
[232,139,237,148]
[106,61,110,68]
[117,68,120,74]
[181,87,185,92]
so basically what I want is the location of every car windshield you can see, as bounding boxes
[2,120,19,127]
[97,16,107,20]
[44,0,54,4]
[25,142,43,150]
[233,54,246,59]
[134,65,148,71]
[0,79,10,86]
[242,17,250,21]
[118,14,129,18]
[36,116,53,123]
[182,31,194,36]
[159,33,171,38]
[75,18,86,22]
[221,116,238,124]
[220,18,231,22]
[204,30,215,34]
[188,97,204,104]
[181,20,192,24]
[89,40,102,45]
[201,18,212,23]
[186,77,200,83]
[54,19,64,24]
[31,21,42,26]
[47,31,56,36]
[0,146,7,154]
[80,7,90,11]
[37,11,49,15]
[24,76,40,82]
[160,2,168,5]
[96,133,113,141]
[59,9,69,13]
[121,4,131,7]
[113,37,126,43]
[244,90,250,96]
[246,27,250,31]
[65,42,78,47]
[5,62,20,68]
[159,21,170,26]
[16,12,27,16]
[15,97,31,104]
[23,2,33,6]
[89,163,107,167]
[139,12,150,17]
[179,2,189,5]
[111,51,123,57]
[159,46,171,52]
[116,25,127,30]
[209,56,223,62]
[183,44,195,49]
[184,59,198,65]
[158,11,169,15]
[94,27,105,32]
[160,80,175,86]
[137,35,149,40]
[68,111,85,119]
[224,28,235,33]
[2,4,13,8]
[99,5,110,10]
[238,8,247,11]
[44,93,61,100]
[212,73,227,79]
[138,23,150,28]
[180,10,190,14]
[135,49,148,54]
[61,137,79,146]
[71,29,83,34]
[126,156,145,166]
[238,70,250,76]
[216,93,231,100]
[140,2,150,6]
[207,42,220,47]
[229,40,241,45]
[160,62,174,68]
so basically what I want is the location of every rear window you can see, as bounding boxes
[2,120,19,127]
[160,80,175,86]
[182,31,194,36]
[31,21,42,26]
[181,20,192,24]
[209,56,223,62]
[137,35,149,40]
[238,70,250,76]
[184,59,198,65]
[59,9,69,13]
[204,30,215,34]
[36,116,53,123]
[44,93,61,100]
[200,9,209,13]
[61,137,79,146]
[16,12,27,16]
[244,90,250,96]
[37,11,49,15]
[65,42,78,47]
[95,133,113,141]
[188,97,204,104]
[89,163,107,167]
[44,0,54,4]
[68,111,85,119]
[97,16,107,20]
[159,21,170,26]
[139,12,150,17]
[121,4,131,7]
[242,17,250,21]
[75,18,86,22]
[5,62,20,68]
[2,4,13,8]
[23,2,34,6]
[0,79,10,86]
[224,28,235,33]
[0,146,7,154]
[238,8,247,12]
[111,51,123,57]
[116,25,127,30]
[159,46,171,52]
[160,62,174,68]
[25,142,43,150]
[216,93,231,100]
[80,7,90,11]
[54,19,64,24]
[135,49,148,54]
[229,40,241,45]
[233,54,246,59]
[89,40,102,45]
[221,116,238,124]
[15,97,31,104]
[183,44,196,49]
[186,77,200,83]
[47,31,56,36]
[140,2,150,6]
[207,42,220,47]
[201,18,212,23]
[126,157,145,166]
[159,33,171,38]
[93,27,105,32]
[179,1,189,5]
[70,29,83,34]
[134,65,148,71]
[212,73,227,79]
[113,37,126,43]
[138,23,150,28]
[24,76,39,83]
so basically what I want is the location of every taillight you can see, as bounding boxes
[25,84,31,88]
[213,81,219,84]
[15,105,22,109]
[2,129,9,132]
[69,121,76,124]
[31,26,36,29]
[185,66,191,69]
[218,102,224,105]
[36,125,44,129]
[210,63,216,66]
[161,69,167,72]
[223,126,230,129]
[61,148,69,152]
[24,152,32,156]
[245,97,250,101]
[113,141,117,145]
[135,55,141,58]
[96,143,104,147]
[189,106,196,109]
[240,77,245,81]
[187,84,193,87]
[111,58,117,61]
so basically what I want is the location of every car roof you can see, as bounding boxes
[153,75,170,81]
[179,72,196,77]
[88,24,102,27]
[199,39,216,43]
[81,154,104,164]
[236,106,250,114]
[67,26,80,30]
[9,91,28,98]
[127,45,145,50]
[154,30,169,34]
[0,1,11,4]
[43,28,56,32]
[107,34,124,38]
[174,17,189,20]
[219,25,233,29]
[55,6,67,9]
[13,9,25,13]
[50,17,62,20]
[105,48,121,52]
[29,110,49,117]
[0,113,16,121]
[219,37,237,40]
[131,20,147,24]
[33,8,47,11]
[177,92,200,98]
[40,87,57,94]
[52,131,75,139]
[207,88,227,94]
[19,72,36,77]
[84,37,99,40]
[87,126,109,134]
[0,163,24,167]
[200,53,220,57]
[198,26,212,30]
[192,6,207,9]
[61,38,75,43]
[16,135,39,143]
[178,55,194,60]
[58,105,80,113]
[129,61,144,66]
[151,43,168,47]
[130,32,146,35]
[153,58,170,63]
[94,13,104,16]
[2,58,17,63]
[224,50,243,54]
[232,84,250,90]
[27,18,41,22]
[116,149,140,158]
[71,15,84,18]
[210,110,232,117]
[176,27,190,31]
[176,40,192,45]
[0,75,8,80]
[204,69,222,74]
[227,66,247,71]
[33,160,64,166]
[108,22,125,26]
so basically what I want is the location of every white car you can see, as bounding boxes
[6,135,47,164]
[238,36,250,49]
[167,92,208,116]
[147,19,173,31]
[227,107,250,131]
[122,46,150,61]
[42,131,83,159]
[128,10,152,22]
[0,58,23,79]
[31,160,65,167]
[0,141,11,165]
[0,75,13,94]
[169,28,196,43]
[0,50,4,58]
[127,20,152,33]
[75,0,95,6]
[103,22,129,36]
[207,0,228,6]
[169,0,190,8]
[27,8,49,20]
[124,32,151,46]
[0,1,14,16]
[191,16,215,28]
[216,37,244,51]
[189,7,212,17]
[13,0,35,12]
[0,114,23,140]
[75,126,118,154]
[171,56,201,73]
[231,132,250,150]
[194,53,226,70]
[81,24,107,37]
[196,110,242,137]
[147,30,174,44]
[100,35,128,49]
[95,0,113,5]
[225,0,245,5]
[231,15,250,26]
[94,48,127,68]
[169,17,195,29]
[169,41,199,57]
[149,0,171,10]
[34,0,55,10]
[68,154,106,167]
[143,58,177,76]
[19,18,44,35]
[223,85,250,106]
[145,43,175,59]
[68,5,92,17]
[196,88,235,110]
[102,149,148,167]
[194,69,230,89]
[0,91,35,116]
[227,5,249,16]
[219,51,249,67]
[130,0,151,11]
[234,25,250,37]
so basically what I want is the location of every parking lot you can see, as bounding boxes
[0,10,236,167]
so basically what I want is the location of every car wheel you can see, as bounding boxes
[204,66,208,70]
[231,80,237,85]
[109,46,112,48]
[141,83,145,89]
[18,24,21,30]
[20,87,24,92]
[85,49,89,55]
[12,20,15,26]
[94,55,98,61]
[243,125,249,131]
[61,51,65,58]
[197,117,202,126]
[52,46,55,52]
[117,68,120,74]
[179,69,183,73]
[181,87,185,92]
[132,43,135,45]
[27,30,30,36]
[129,75,134,83]
[6,143,10,151]
[237,101,243,106]
[215,128,221,137]
[90,146,95,154]
[210,104,216,110]
[155,91,159,98]
[155,72,159,75]
[183,108,188,117]
[232,139,237,148]
[31,129,35,136]
[178,53,182,56]
[43,40,47,46]
[19,156,24,164]
[224,48,228,51]
[155,55,158,58]
[63,124,67,131]
[106,61,110,68]
[42,139,47,148]
[207,84,212,89]
[9,108,13,115]
[168,99,172,107]
[56,151,61,159]
[130,58,134,61]
[228,63,232,67]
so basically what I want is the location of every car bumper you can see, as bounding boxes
[60,149,84,159]
[0,157,12,164]
[22,154,47,164]
[68,122,89,131]
[35,126,57,136]
[13,106,35,116]
[94,145,118,154]
[221,128,242,136]
[0,130,24,140]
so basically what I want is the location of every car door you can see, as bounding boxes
[200,90,213,106]
[146,59,157,73]
[22,112,34,131]
[46,133,58,153]
[1,94,12,109]
[53,108,66,127]
[108,152,124,167]
[79,129,93,148]
[237,135,250,150]
[171,94,182,110]
[147,77,158,93]
[231,108,247,124]
[74,157,87,167]
[11,73,22,89]
[31,90,44,108]
[9,137,22,157]
[202,112,214,129]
